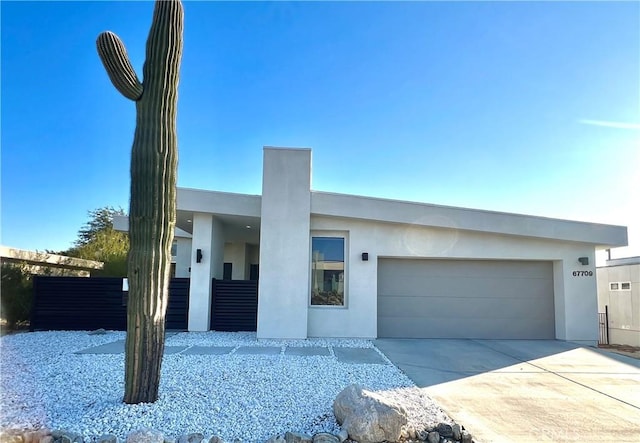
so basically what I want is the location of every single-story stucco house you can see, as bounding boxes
[114,147,628,344]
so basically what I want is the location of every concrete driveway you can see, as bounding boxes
[375,339,640,443]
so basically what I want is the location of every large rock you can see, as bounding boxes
[284,433,312,443]
[333,384,407,443]
[177,434,203,443]
[0,430,24,443]
[126,430,164,443]
[312,434,338,443]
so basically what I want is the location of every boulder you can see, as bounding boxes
[435,424,453,439]
[126,430,164,443]
[426,432,439,443]
[335,430,348,443]
[51,431,82,443]
[0,431,24,443]
[311,434,338,443]
[451,425,462,441]
[333,384,407,443]
[177,435,203,443]
[284,433,312,443]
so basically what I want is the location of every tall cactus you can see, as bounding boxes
[96,0,183,404]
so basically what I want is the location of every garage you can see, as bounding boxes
[377,258,555,339]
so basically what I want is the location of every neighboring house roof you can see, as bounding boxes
[174,187,627,248]
[600,256,640,267]
[0,246,104,271]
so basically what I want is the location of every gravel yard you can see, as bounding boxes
[0,331,453,442]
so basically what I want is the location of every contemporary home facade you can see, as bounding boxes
[115,147,628,344]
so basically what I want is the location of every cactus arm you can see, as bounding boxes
[96,31,143,101]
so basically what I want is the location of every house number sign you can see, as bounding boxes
[572,270,593,277]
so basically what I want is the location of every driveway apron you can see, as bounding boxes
[375,339,640,443]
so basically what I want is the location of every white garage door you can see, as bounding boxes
[377,259,555,339]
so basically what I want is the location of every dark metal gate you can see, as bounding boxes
[31,276,189,331]
[210,279,258,331]
[598,305,609,345]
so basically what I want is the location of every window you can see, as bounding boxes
[610,282,631,291]
[311,237,345,306]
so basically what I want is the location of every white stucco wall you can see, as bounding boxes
[187,214,225,331]
[188,213,214,331]
[224,242,250,280]
[175,238,192,278]
[257,148,311,339]
[309,215,598,343]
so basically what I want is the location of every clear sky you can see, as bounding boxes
[2,1,639,262]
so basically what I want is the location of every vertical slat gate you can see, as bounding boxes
[210,279,258,331]
[166,278,189,330]
[31,277,189,331]
[31,277,126,331]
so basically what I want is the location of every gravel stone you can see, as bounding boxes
[0,331,453,443]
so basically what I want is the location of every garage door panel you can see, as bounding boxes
[377,259,554,339]
[378,295,551,320]
[378,277,552,299]
[379,259,551,281]
[378,316,554,339]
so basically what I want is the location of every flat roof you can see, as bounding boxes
[0,246,104,270]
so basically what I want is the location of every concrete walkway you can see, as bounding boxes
[375,339,640,443]
[75,340,387,364]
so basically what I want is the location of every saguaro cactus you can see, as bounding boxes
[96,0,183,404]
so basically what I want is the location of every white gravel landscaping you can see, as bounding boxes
[0,331,453,442]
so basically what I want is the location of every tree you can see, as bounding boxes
[64,207,129,277]
[74,207,125,247]
[96,0,183,404]
[0,262,33,330]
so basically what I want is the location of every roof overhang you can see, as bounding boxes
[113,186,628,248]
[310,191,628,247]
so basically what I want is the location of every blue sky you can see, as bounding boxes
[2,1,639,261]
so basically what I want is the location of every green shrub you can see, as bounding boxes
[0,263,33,329]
